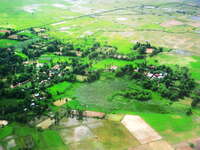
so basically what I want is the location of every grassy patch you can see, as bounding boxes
[0,0,79,30]
[48,82,72,96]
[148,53,196,66]
[107,36,133,54]
[74,78,131,112]
[17,31,37,38]
[92,120,139,150]
[73,76,190,114]
[47,81,80,100]
[92,59,144,70]
[0,123,68,150]
[148,53,200,81]
[15,51,28,59]
[37,130,67,150]
[0,39,19,48]
[136,113,200,144]
[38,53,71,64]
[0,126,13,140]
[189,56,200,81]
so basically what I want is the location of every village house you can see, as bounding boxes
[36,63,44,68]
[146,48,154,54]
[109,65,118,71]
[147,72,167,79]
[0,29,11,34]
[0,120,8,127]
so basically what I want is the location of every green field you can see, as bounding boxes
[38,53,71,64]
[137,113,200,144]
[92,59,144,70]
[0,39,19,48]
[148,53,200,80]
[0,123,67,150]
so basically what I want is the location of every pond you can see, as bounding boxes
[190,16,200,21]
[170,49,192,56]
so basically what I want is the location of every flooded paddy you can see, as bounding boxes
[190,16,200,21]
[170,49,193,56]
[56,117,139,150]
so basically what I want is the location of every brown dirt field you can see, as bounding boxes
[53,98,67,106]
[121,115,162,144]
[129,140,174,150]
[174,137,200,150]
[36,118,55,129]
[83,111,105,118]
[160,20,184,27]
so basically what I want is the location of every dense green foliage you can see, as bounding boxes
[0,27,198,125]
[116,63,195,101]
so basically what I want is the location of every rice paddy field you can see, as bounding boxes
[1,0,200,149]
[0,123,67,150]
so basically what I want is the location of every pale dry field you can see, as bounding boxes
[121,115,162,144]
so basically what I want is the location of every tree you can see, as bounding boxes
[191,87,200,107]
[138,46,146,54]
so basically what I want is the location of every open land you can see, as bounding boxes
[0,0,200,150]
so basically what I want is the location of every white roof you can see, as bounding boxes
[0,120,8,126]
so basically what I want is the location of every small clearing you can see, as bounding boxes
[36,118,55,129]
[117,17,128,21]
[52,21,66,26]
[52,4,67,9]
[23,4,41,13]
[59,27,71,32]
[53,98,67,106]
[85,31,94,35]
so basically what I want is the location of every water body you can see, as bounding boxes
[171,49,192,56]
[191,16,200,21]
[195,30,200,34]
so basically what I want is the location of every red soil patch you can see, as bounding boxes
[0,30,11,33]
[189,22,200,27]
[83,111,105,119]
[161,20,184,27]
[174,137,200,150]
